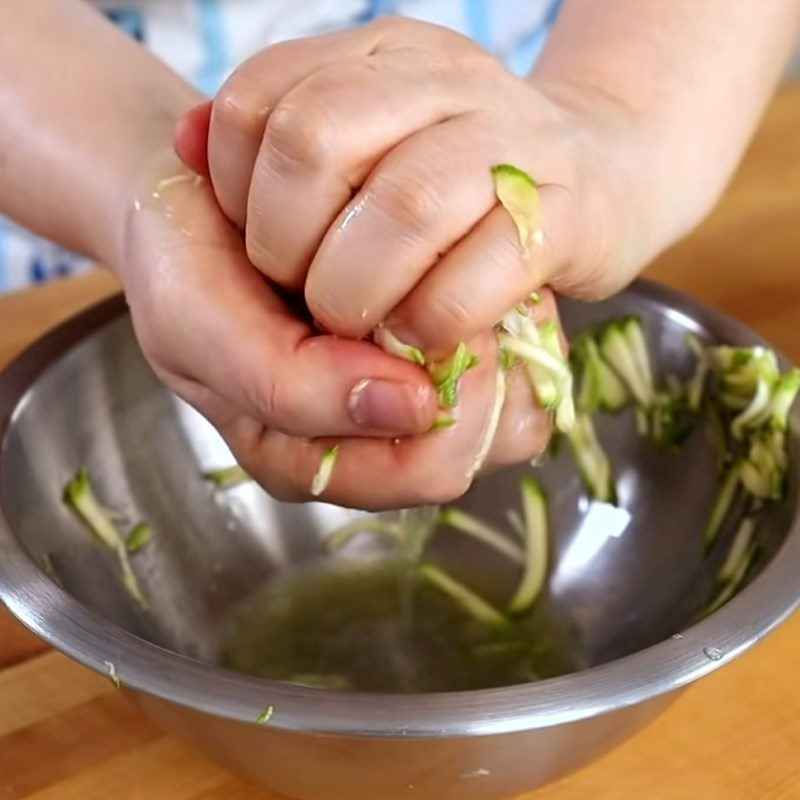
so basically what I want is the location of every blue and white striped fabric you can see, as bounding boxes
[0,0,561,293]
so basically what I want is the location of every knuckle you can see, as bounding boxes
[231,430,310,503]
[265,481,303,503]
[264,101,337,170]
[425,35,496,76]
[250,373,289,429]
[244,224,276,275]
[212,85,263,140]
[263,455,309,501]
[425,290,473,334]
[243,194,305,287]
[371,172,444,234]
[253,463,303,504]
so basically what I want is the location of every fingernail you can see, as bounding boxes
[383,320,424,350]
[348,379,431,433]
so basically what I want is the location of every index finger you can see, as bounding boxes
[382,183,576,357]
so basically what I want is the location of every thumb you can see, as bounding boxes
[174,101,212,177]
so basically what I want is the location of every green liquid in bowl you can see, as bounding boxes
[219,558,579,693]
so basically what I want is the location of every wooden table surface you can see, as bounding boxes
[1,83,799,800]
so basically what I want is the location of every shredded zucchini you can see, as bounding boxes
[574,335,628,414]
[429,343,479,408]
[103,660,121,689]
[687,353,708,412]
[697,537,759,620]
[374,325,426,366]
[491,163,543,257]
[565,413,617,504]
[598,318,655,409]
[311,446,340,497]
[202,465,251,489]
[649,390,693,451]
[470,365,507,475]
[438,507,525,564]
[731,377,773,438]
[698,339,797,545]
[718,517,756,583]
[703,464,741,549]
[507,477,549,614]
[768,369,800,430]
[491,165,574,432]
[430,411,457,431]
[497,312,575,433]
[505,508,526,540]
[419,562,512,632]
[622,316,655,396]
[326,518,402,551]
[40,553,63,587]
[255,706,275,725]
[62,468,148,610]
[497,334,569,383]
[126,523,153,555]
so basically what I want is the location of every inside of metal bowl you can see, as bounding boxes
[1,287,796,691]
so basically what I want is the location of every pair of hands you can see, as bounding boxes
[122,18,644,509]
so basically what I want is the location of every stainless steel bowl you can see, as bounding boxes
[1,280,798,800]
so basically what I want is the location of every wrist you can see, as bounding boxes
[114,147,201,298]
[90,91,202,272]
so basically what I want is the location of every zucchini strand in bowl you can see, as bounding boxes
[62,467,149,610]
[507,476,550,614]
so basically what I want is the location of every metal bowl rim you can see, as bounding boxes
[1,280,798,738]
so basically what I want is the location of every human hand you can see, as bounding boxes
[120,154,555,509]
[175,17,650,363]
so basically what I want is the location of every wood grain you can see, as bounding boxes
[0,81,799,799]
[645,80,800,363]
[0,270,120,371]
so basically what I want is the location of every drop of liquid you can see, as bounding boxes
[703,646,723,661]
